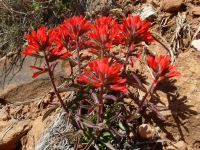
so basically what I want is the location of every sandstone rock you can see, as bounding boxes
[21,116,47,150]
[192,39,200,51]
[0,108,9,121]
[137,124,154,138]
[0,119,14,133]
[166,141,188,150]
[0,54,65,103]
[138,5,157,22]
[163,0,183,12]
[192,7,200,16]
[0,119,31,150]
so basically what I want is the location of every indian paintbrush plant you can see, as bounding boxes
[22,14,181,149]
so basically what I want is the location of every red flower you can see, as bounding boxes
[22,25,51,57]
[22,26,71,60]
[48,45,72,62]
[76,58,127,92]
[119,14,154,46]
[87,16,121,53]
[30,65,48,78]
[52,25,71,48]
[147,55,181,83]
[62,15,92,40]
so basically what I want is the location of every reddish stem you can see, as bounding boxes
[136,80,155,113]
[122,42,132,77]
[76,39,81,76]
[97,85,103,124]
[44,52,69,113]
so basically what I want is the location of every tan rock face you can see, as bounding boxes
[192,7,200,16]
[0,119,31,150]
[0,108,10,121]
[162,0,183,12]
[143,49,200,149]
[166,140,188,150]
[0,54,65,103]
[137,124,154,138]
[21,116,48,150]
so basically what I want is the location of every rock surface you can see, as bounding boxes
[0,119,31,150]
[144,49,200,149]
[0,54,66,103]
[137,124,154,138]
[21,116,48,150]
[0,0,200,149]
[0,108,10,121]
[166,140,188,150]
[192,7,200,16]
[162,0,183,12]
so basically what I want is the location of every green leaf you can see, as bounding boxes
[108,112,121,123]
[83,138,94,150]
[134,112,141,119]
[42,105,59,121]
[63,131,75,136]
[103,94,117,101]
[32,0,40,10]
[119,121,126,131]
[57,87,79,93]
[80,105,92,109]
[102,131,112,137]
[98,139,117,150]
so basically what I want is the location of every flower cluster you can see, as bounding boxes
[22,14,181,149]
[147,55,181,83]
[77,58,127,92]
[120,14,154,45]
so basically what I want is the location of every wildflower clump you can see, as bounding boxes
[22,14,180,149]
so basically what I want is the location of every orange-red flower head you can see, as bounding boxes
[147,55,181,83]
[22,25,71,60]
[62,15,92,40]
[119,15,154,46]
[22,25,51,57]
[87,16,121,53]
[76,58,127,92]
[51,25,71,48]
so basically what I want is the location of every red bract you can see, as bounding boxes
[30,65,48,78]
[62,15,92,40]
[22,26,72,61]
[48,45,72,62]
[119,14,154,46]
[87,16,121,53]
[51,25,71,48]
[76,58,127,92]
[147,55,181,83]
[22,25,51,57]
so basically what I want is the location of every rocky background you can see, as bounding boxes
[0,0,200,149]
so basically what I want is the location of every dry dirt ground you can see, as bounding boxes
[0,0,200,150]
